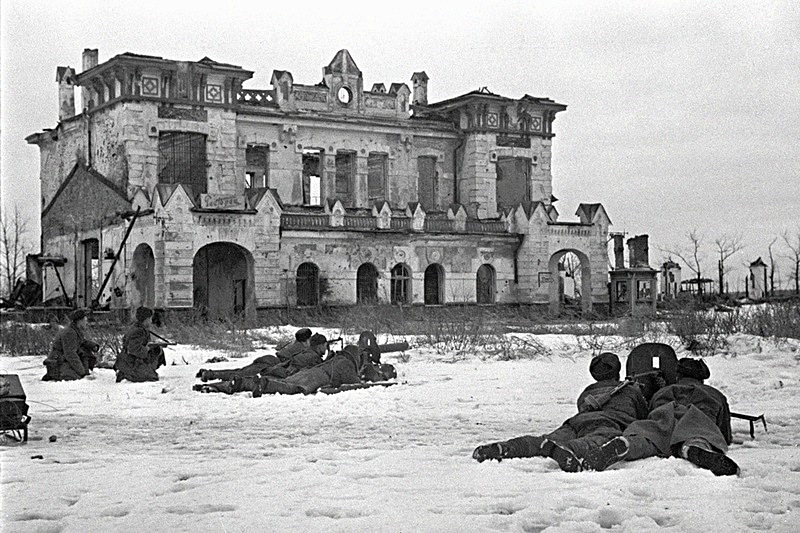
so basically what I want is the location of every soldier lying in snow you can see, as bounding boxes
[473,352,648,472]
[582,357,738,476]
[194,332,398,396]
[195,328,321,382]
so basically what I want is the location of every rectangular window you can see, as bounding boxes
[417,156,436,210]
[335,151,355,204]
[367,152,387,203]
[158,132,207,195]
[496,157,530,210]
[637,280,652,300]
[245,145,269,189]
[302,149,323,205]
[616,281,629,302]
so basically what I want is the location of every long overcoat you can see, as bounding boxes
[115,323,159,382]
[624,377,732,455]
[42,323,88,381]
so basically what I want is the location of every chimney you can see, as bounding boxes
[613,234,625,269]
[82,48,99,71]
[56,66,76,121]
[81,49,99,111]
[639,235,650,267]
[627,235,651,268]
[411,71,428,106]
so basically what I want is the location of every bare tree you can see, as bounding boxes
[0,204,33,295]
[663,230,706,296]
[784,228,800,295]
[714,233,744,296]
[767,237,778,297]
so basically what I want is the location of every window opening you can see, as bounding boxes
[367,153,387,203]
[302,149,322,206]
[158,132,207,195]
[245,145,269,189]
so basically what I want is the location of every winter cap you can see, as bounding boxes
[677,358,711,381]
[69,308,89,322]
[295,328,313,342]
[135,306,153,323]
[590,352,621,381]
[310,333,328,347]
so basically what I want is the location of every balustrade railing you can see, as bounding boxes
[344,216,376,229]
[237,89,276,107]
[465,220,506,233]
[424,219,455,232]
[390,218,412,230]
[279,213,510,233]
[280,213,328,229]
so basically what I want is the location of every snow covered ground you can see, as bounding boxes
[2,329,799,532]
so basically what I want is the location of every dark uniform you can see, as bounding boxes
[583,358,738,476]
[473,352,647,472]
[115,307,164,383]
[255,344,362,396]
[43,322,89,381]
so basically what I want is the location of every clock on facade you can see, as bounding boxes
[337,86,352,104]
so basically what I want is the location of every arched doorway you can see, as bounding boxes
[131,243,155,308]
[476,264,496,304]
[548,249,592,315]
[296,262,320,306]
[356,263,378,304]
[424,263,444,305]
[390,263,411,304]
[193,242,254,319]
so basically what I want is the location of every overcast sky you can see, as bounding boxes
[2,0,798,289]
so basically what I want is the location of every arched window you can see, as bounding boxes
[357,263,379,304]
[390,263,411,305]
[296,262,320,306]
[424,263,444,305]
[476,264,496,304]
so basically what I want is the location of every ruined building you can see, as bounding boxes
[609,234,657,315]
[26,49,611,319]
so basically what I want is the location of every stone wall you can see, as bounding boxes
[277,230,518,306]
[237,116,458,210]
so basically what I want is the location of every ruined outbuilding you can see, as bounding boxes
[609,234,657,315]
[26,49,611,319]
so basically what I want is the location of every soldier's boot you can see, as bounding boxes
[681,441,740,476]
[582,437,630,472]
[540,438,583,472]
[251,376,267,398]
[472,442,510,463]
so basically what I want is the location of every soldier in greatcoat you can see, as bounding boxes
[583,358,738,476]
[42,308,98,381]
[115,307,165,383]
[473,352,648,472]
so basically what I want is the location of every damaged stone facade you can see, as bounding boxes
[27,49,611,319]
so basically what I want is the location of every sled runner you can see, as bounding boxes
[0,374,30,443]
[319,381,398,395]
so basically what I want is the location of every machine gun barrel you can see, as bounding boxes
[378,341,409,353]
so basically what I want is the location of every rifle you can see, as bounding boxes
[147,329,176,348]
